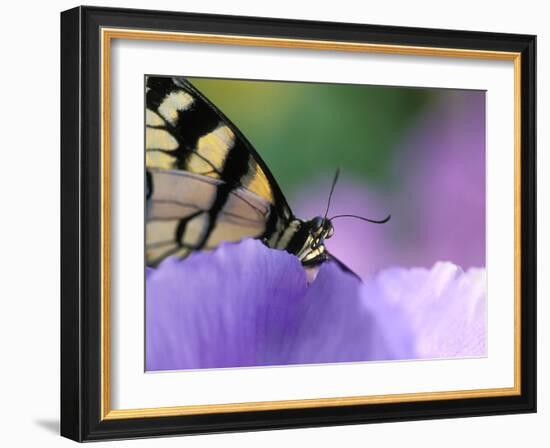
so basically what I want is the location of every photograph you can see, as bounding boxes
[145,75,487,371]
[58,5,537,441]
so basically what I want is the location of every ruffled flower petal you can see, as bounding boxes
[146,239,416,371]
[363,262,487,358]
[146,240,486,371]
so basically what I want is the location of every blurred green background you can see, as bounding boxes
[188,77,435,196]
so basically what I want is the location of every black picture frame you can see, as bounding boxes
[61,5,536,442]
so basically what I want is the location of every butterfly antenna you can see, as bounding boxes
[323,168,340,220]
[330,213,391,224]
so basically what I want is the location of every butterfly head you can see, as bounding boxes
[295,216,333,266]
[298,168,390,266]
[310,216,334,246]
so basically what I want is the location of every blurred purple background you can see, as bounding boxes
[292,90,485,279]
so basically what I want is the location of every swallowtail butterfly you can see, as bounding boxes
[145,76,389,276]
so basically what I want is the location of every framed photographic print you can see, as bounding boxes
[60,6,536,442]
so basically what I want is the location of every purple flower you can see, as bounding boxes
[146,239,486,371]
[363,262,487,359]
[146,239,414,371]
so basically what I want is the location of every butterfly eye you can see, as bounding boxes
[326,227,334,239]
[312,216,324,230]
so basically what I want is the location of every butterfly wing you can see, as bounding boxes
[145,76,294,266]
[146,169,275,265]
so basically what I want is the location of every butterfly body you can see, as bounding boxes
[145,76,342,271]
[267,216,334,266]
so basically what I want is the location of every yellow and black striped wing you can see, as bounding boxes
[145,76,293,266]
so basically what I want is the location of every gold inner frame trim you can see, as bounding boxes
[100,27,522,420]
